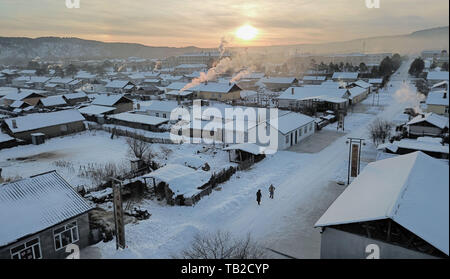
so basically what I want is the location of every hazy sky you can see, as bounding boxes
[0,0,448,47]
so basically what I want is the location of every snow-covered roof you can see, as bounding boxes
[138,100,180,113]
[105,80,133,89]
[167,82,189,91]
[352,80,371,89]
[10,100,26,108]
[4,110,85,133]
[191,82,242,93]
[303,76,326,81]
[407,113,449,129]
[268,112,314,134]
[426,91,448,106]
[142,164,210,197]
[63,92,87,100]
[260,77,298,84]
[315,152,449,256]
[92,94,131,106]
[427,71,449,81]
[175,64,207,69]
[224,143,268,155]
[166,90,193,97]
[39,95,67,107]
[348,87,367,100]
[75,71,97,79]
[78,105,116,116]
[48,77,74,84]
[278,86,348,103]
[108,112,169,126]
[1,88,45,101]
[393,139,449,154]
[332,72,359,80]
[431,81,448,89]
[24,76,51,83]
[0,171,93,247]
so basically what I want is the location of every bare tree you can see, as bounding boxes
[368,118,393,146]
[126,134,149,160]
[178,231,266,259]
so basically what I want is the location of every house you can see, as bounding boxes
[235,72,265,90]
[406,112,449,137]
[2,110,86,141]
[426,91,448,116]
[303,76,326,85]
[369,78,383,90]
[47,77,75,90]
[174,64,207,75]
[332,72,359,82]
[248,112,315,150]
[377,137,449,159]
[0,171,94,259]
[91,94,133,113]
[347,86,369,105]
[315,152,449,259]
[36,95,68,109]
[277,86,349,112]
[166,82,189,93]
[191,82,242,101]
[63,92,89,105]
[165,90,194,102]
[142,164,210,206]
[74,71,98,83]
[240,90,259,103]
[136,100,182,120]
[24,76,51,89]
[430,81,448,92]
[0,88,46,107]
[426,71,449,86]
[107,112,169,131]
[78,105,116,123]
[104,80,136,93]
[259,77,299,91]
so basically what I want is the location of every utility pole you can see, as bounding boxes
[346,138,365,185]
[110,177,126,250]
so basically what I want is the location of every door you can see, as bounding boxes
[295,131,298,144]
[290,133,293,147]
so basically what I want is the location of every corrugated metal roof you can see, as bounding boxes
[0,171,94,247]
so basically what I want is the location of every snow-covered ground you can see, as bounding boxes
[88,60,420,259]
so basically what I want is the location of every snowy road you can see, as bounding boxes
[94,60,419,259]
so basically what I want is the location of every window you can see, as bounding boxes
[285,135,289,144]
[54,221,79,251]
[10,238,42,259]
[163,113,167,118]
[299,128,302,136]
[155,112,160,117]
[60,124,68,132]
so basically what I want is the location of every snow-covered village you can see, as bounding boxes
[0,1,449,266]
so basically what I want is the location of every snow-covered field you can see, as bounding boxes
[90,61,419,259]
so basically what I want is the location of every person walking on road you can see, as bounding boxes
[256,190,262,205]
[269,184,275,199]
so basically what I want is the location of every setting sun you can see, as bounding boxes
[235,25,258,41]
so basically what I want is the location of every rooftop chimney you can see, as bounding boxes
[12,119,17,129]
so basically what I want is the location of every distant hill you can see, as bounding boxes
[0,37,201,64]
[0,26,448,64]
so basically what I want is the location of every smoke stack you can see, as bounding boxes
[291,88,294,95]
[12,119,17,129]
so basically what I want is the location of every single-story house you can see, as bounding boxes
[104,80,136,93]
[369,78,383,90]
[0,171,94,259]
[191,82,242,101]
[248,112,315,150]
[303,76,326,85]
[259,77,299,91]
[166,82,189,93]
[165,90,194,102]
[332,72,359,82]
[91,94,133,114]
[277,86,349,112]
[78,105,116,123]
[426,91,448,116]
[36,95,67,109]
[406,112,449,137]
[377,137,449,159]
[1,88,46,107]
[46,77,75,90]
[107,112,169,131]
[315,152,449,259]
[2,110,86,141]
[223,143,266,164]
[63,92,89,106]
[142,164,210,206]
[426,71,449,86]
[136,100,182,120]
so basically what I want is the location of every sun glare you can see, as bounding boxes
[235,25,258,41]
